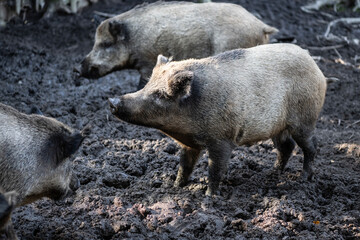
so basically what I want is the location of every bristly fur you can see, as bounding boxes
[110,43,326,196]
[0,103,84,238]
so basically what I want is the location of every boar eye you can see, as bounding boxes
[153,91,167,99]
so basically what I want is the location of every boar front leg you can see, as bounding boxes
[5,221,18,240]
[206,140,234,196]
[174,147,201,188]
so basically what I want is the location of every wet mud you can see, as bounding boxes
[0,0,359,239]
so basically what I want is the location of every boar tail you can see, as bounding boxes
[263,26,278,35]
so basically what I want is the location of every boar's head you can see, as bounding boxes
[22,117,85,204]
[109,55,195,131]
[80,19,131,79]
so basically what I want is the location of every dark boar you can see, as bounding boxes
[80,1,277,88]
[0,103,84,239]
[109,43,327,196]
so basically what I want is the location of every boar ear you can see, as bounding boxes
[48,132,84,166]
[156,55,170,66]
[167,71,194,98]
[108,20,128,41]
[63,132,84,160]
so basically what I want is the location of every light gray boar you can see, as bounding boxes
[79,1,278,88]
[0,103,85,239]
[108,43,327,196]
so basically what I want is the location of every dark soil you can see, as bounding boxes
[1,0,359,239]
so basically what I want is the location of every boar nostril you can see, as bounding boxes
[108,98,121,113]
[73,65,81,74]
[70,175,80,191]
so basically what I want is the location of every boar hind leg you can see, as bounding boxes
[174,147,201,188]
[206,141,233,196]
[272,132,296,172]
[292,131,317,181]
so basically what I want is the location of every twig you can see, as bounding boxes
[354,55,360,65]
[326,77,340,83]
[346,120,360,128]
[324,18,360,38]
[312,56,323,62]
[15,0,21,14]
[333,48,342,59]
[93,11,117,18]
[354,0,360,11]
[301,0,338,18]
[307,44,344,50]
[300,7,335,18]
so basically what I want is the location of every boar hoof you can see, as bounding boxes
[174,179,187,188]
[205,188,220,197]
[300,170,313,181]
[273,164,283,172]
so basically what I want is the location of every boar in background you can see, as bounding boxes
[0,103,85,239]
[80,1,278,88]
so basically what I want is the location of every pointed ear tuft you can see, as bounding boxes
[156,55,170,66]
[167,71,194,98]
[108,20,128,41]
[64,132,84,159]
[44,131,84,167]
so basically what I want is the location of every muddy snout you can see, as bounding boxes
[53,174,80,201]
[108,97,122,115]
[69,173,80,192]
[78,57,101,79]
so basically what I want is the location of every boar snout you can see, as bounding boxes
[73,65,81,76]
[108,97,122,114]
[69,173,80,192]
[80,57,100,79]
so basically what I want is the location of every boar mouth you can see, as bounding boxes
[108,98,120,115]
[108,98,131,122]
[80,66,101,79]
[49,188,70,201]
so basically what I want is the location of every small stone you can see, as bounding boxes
[231,218,247,231]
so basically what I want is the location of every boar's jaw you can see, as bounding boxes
[161,130,201,149]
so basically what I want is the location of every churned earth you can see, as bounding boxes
[0,0,359,239]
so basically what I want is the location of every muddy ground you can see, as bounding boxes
[0,0,359,239]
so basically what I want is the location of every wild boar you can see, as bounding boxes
[0,103,85,239]
[108,43,327,196]
[79,1,278,88]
